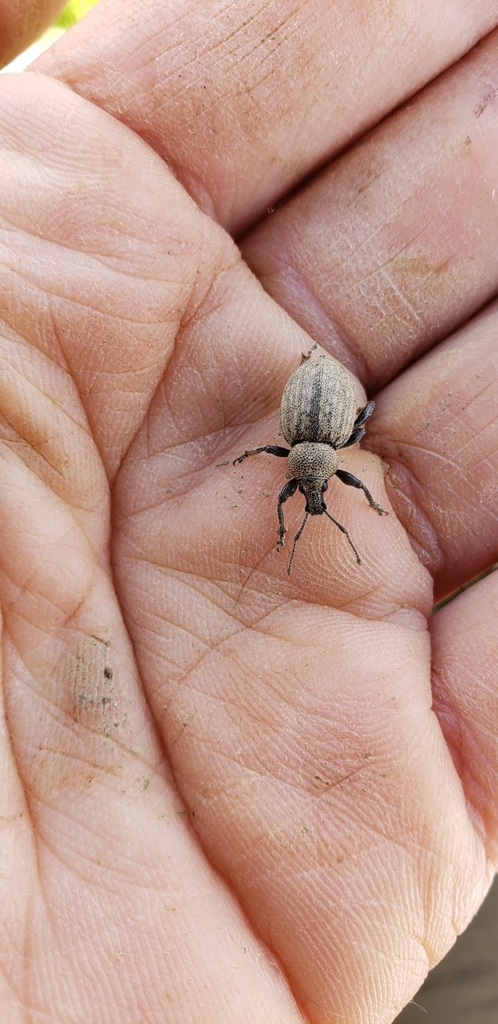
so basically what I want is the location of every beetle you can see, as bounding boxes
[233,346,388,574]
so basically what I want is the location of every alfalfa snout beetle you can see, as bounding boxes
[233,346,388,574]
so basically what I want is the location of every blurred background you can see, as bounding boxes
[395,878,497,1023]
[1,0,98,72]
[2,2,497,1020]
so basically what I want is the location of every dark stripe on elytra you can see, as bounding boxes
[294,363,323,443]
[308,366,323,439]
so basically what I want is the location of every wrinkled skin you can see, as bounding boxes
[0,2,497,1022]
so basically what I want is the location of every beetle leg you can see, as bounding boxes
[353,400,375,430]
[338,403,375,449]
[276,478,299,550]
[340,425,366,448]
[233,444,290,465]
[336,469,388,515]
[322,505,362,565]
[299,341,319,365]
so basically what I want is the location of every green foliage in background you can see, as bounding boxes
[56,0,99,30]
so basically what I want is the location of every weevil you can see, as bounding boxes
[233,346,388,574]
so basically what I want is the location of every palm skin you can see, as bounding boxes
[0,2,497,1023]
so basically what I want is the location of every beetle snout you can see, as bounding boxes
[299,478,327,516]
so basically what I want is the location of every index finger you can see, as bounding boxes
[34,0,498,233]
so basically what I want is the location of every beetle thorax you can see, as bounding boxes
[287,442,338,481]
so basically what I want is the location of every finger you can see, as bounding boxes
[112,276,488,1024]
[34,0,498,233]
[0,70,235,479]
[431,570,498,863]
[0,609,38,1010]
[115,477,487,1023]
[0,77,304,1023]
[0,443,300,1024]
[365,299,498,602]
[0,0,65,68]
[243,28,498,388]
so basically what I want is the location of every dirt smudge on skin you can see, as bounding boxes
[71,630,129,737]
[384,252,451,281]
[474,85,498,119]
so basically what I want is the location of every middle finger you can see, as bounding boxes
[35,0,498,234]
[242,28,498,389]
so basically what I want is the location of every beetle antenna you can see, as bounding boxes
[300,341,319,365]
[323,509,362,565]
[287,513,309,574]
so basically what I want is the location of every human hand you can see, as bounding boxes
[0,2,496,1023]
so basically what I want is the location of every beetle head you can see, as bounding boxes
[298,478,328,516]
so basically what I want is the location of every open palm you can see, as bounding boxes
[0,2,497,1022]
